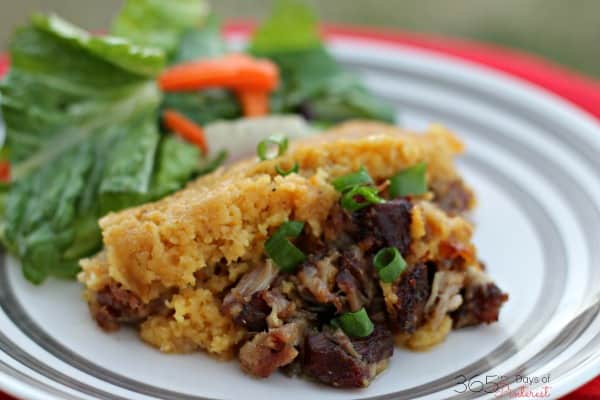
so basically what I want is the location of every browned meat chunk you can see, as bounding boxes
[322,204,358,246]
[304,331,369,387]
[296,244,379,315]
[387,263,431,333]
[351,324,394,364]
[357,199,413,254]
[239,321,306,378]
[91,283,165,331]
[303,325,393,388]
[233,292,271,332]
[451,283,508,328]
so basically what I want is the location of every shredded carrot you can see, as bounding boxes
[0,161,10,182]
[162,110,208,155]
[159,53,279,92]
[236,90,270,117]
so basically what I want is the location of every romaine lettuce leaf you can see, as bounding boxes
[112,0,209,58]
[30,13,165,77]
[149,136,206,199]
[3,13,165,171]
[0,14,201,283]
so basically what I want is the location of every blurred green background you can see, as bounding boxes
[2,0,599,78]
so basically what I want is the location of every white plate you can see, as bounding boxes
[1,31,600,400]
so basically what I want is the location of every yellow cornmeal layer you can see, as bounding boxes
[395,316,454,351]
[192,120,465,190]
[78,121,471,357]
[83,171,339,302]
[80,122,466,299]
[80,252,111,292]
[139,288,246,358]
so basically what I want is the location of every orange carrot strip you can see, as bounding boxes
[0,161,10,182]
[162,110,208,155]
[236,90,270,117]
[159,53,279,92]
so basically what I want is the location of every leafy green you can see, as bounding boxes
[31,13,165,77]
[296,68,396,123]
[112,0,208,58]
[2,13,165,172]
[251,0,394,123]
[250,0,321,53]
[0,14,201,283]
[162,90,240,126]
[173,15,226,63]
[147,136,202,199]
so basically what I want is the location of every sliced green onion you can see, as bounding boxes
[389,162,428,198]
[331,166,373,192]
[257,134,289,161]
[373,247,407,283]
[333,307,374,338]
[271,220,305,239]
[341,185,384,212]
[275,162,299,176]
[265,221,306,272]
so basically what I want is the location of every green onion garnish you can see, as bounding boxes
[373,247,407,283]
[331,166,373,192]
[341,185,384,212]
[389,162,428,198]
[264,221,306,272]
[275,162,299,176]
[333,307,374,338]
[257,134,289,161]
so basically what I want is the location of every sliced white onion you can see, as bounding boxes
[204,115,314,163]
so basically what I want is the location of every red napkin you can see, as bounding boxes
[0,24,599,400]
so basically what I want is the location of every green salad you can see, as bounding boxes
[0,0,395,284]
